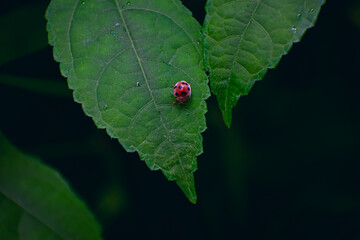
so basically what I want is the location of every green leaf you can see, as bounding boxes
[46,0,209,203]
[0,132,102,240]
[203,0,325,127]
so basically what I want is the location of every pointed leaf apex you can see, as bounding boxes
[204,0,326,126]
[176,174,197,204]
[222,109,232,128]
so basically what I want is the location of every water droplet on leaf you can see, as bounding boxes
[81,1,85,5]
[110,30,116,37]
[127,1,131,5]
[291,26,297,33]
[310,8,314,13]
[136,82,141,87]
[115,23,120,27]
[168,56,175,65]
[103,104,108,110]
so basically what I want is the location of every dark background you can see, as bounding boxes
[1,0,360,239]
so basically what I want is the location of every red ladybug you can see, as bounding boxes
[171,81,191,104]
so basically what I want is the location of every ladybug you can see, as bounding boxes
[171,80,191,104]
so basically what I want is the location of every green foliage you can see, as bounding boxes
[0,132,102,240]
[3,0,360,238]
[203,0,325,127]
[43,0,325,202]
[46,0,209,203]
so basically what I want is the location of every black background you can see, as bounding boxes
[1,0,360,239]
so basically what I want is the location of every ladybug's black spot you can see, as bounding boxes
[183,82,188,85]
[175,92,178,96]
[174,86,177,89]
[187,87,190,91]
[181,92,187,96]
[179,85,183,89]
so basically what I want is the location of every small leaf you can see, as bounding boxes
[46,0,209,203]
[203,0,325,127]
[0,132,102,240]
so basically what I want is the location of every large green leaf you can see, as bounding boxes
[46,0,209,203]
[203,0,325,127]
[0,132,102,240]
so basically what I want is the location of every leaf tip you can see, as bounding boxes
[184,186,197,204]
[189,195,197,204]
[222,109,232,128]
[175,175,197,204]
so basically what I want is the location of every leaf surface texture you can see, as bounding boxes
[46,0,210,202]
[203,0,325,126]
[0,133,102,240]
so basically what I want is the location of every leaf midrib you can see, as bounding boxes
[0,191,65,240]
[113,1,188,181]
[224,0,261,112]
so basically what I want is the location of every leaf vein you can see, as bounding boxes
[128,100,153,130]
[141,57,203,98]
[207,35,242,56]
[0,191,65,240]
[114,0,188,183]
[252,18,273,44]
[94,46,131,122]
[225,0,261,112]
[123,7,200,57]
[212,0,257,11]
